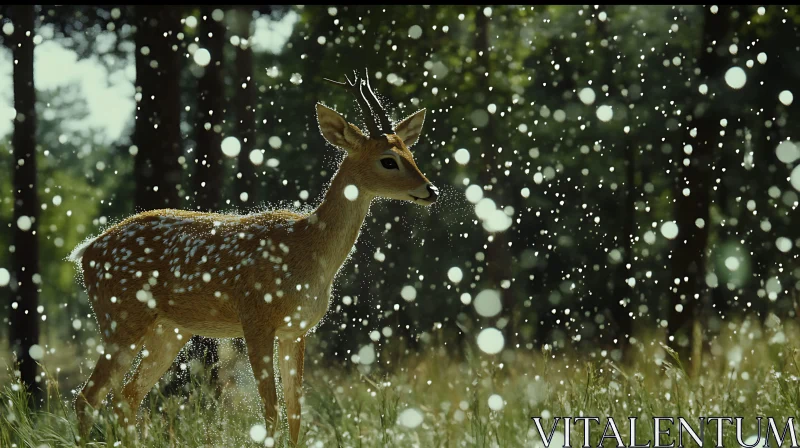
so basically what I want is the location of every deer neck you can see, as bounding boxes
[307,157,373,279]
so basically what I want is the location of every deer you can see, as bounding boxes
[68,68,438,444]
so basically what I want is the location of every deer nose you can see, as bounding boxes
[426,184,439,202]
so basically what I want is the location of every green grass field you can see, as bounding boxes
[2,316,799,447]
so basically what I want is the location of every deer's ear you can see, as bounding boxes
[394,108,426,148]
[316,103,366,151]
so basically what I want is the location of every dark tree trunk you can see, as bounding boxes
[600,7,634,352]
[132,5,188,395]
[233,8,259,209]
[192,8,225,213]
[668,6,731,371]
[475,8,516,346]
[8,4,41,403]
[184,7,226,387]
[133,6,183,212]
[610,136,636,351]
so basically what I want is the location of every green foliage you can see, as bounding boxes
[2,318,799,447]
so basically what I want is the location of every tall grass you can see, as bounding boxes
[1,315,799,447]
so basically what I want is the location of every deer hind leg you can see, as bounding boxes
[118,322,189,431]
[75,303,155,438]
[75,336,141,438]
[278,336,305,445]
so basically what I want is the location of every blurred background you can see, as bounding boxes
[0,5,798,399]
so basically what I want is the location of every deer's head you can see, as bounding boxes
[316,69,438,206]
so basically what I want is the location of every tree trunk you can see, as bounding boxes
[475,8,516,346]
[600,7,634,353]
[668,6,731,373]
[192,8,225,213]
[8,4,41,403]
[184,7,226,388]
[133,6,183,212]
[133,5,188,394]
[233,8,258,209]
[610,135,636,351]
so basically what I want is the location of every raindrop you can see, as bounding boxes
[221,136,241,158]
[249,149,264,165]
[447,267,463,283]
[249,424,267,443]
[775,141,799,164]
[488,394,504,411]
[28,344,44,360]
[779,90,793,106]
[358,344,375,365]
[596,105,613,122]
[401,285,417,302]
[477,327,504,354]
[17,216,32,231]
[193,48,211,67]
[454,148,470,165]
[465,184,484,204]
[724,67,746,89]
[474,289,502,317]
[660,221,678,240]
[344,184,359,201]
[790,165,800,192]
[775,237,792,253]
[398,408,423,428]
[578,87,596,105]
[725,256,740,271]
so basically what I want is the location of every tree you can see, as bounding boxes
[133,6,184,212]
[192,9,225,213]
[184,7,226,389]
[232,8,259,209]
[7,4,42,403]
[668,5,733,373]
[474,6,516,344]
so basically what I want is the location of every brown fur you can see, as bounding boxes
[70,103,435,444]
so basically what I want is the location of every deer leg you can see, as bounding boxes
[278,336,305,445]
[119,323,189,430]
[242,325,279,432]
[75,341,139,438]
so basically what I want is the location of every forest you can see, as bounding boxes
[0,4,799,448]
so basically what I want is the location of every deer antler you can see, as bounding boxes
[362,68,395,135]
[323,68,393,138]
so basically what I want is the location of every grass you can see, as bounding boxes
[1,315,800,447]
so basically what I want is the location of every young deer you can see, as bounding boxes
[69,69,438,444]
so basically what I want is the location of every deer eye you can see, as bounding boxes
[380,158,399,170]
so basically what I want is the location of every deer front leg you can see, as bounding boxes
[242,324,279,431]
[278,336,305,445]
